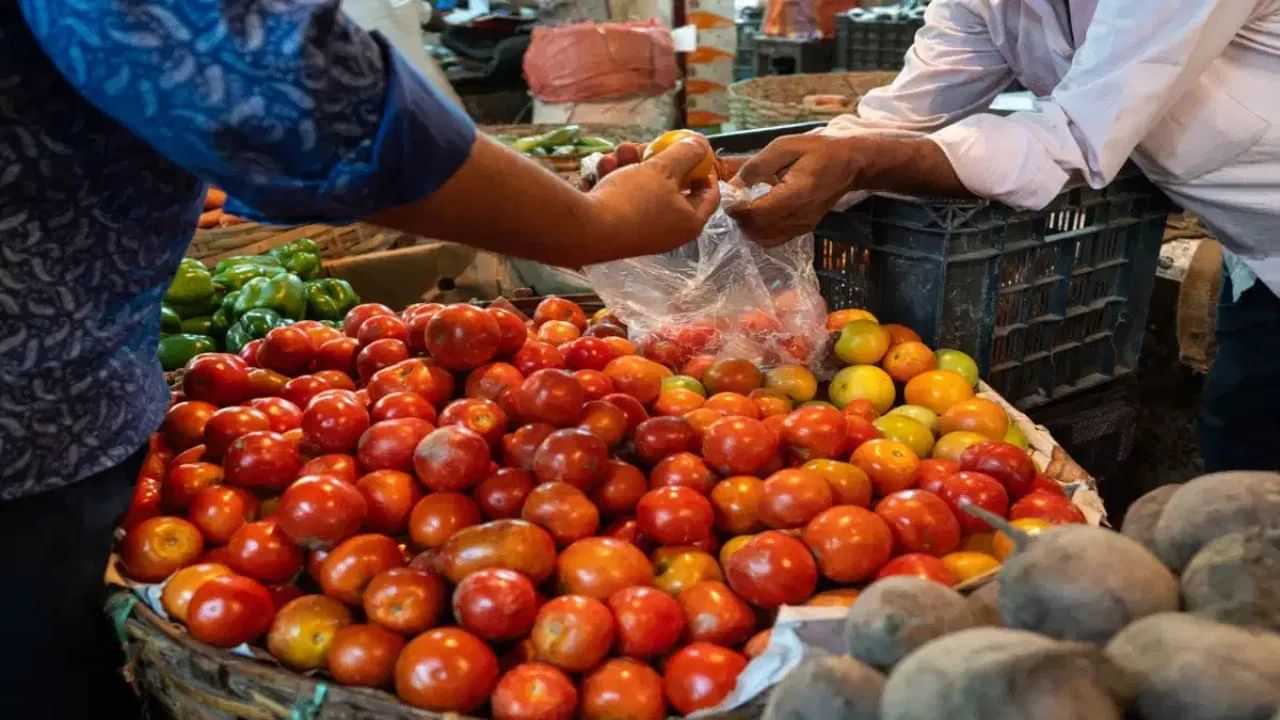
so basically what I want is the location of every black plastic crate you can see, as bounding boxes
[1027,376,1141,493]
[834,3,926,71]
[753,35,835,76]
[814,166,1172,409]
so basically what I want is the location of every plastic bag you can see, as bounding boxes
[583,183,830,373]
[523,21,678,104]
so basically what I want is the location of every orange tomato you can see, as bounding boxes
[961,532,997,555]
[604,356,668,405]
[718,534,755,569]
[654,388,706,416]
[938,397,1010,441]
[749,389,794,418]
[602,336,636,357]
[940,551,1000,583]
[644,130,715,183]
[881,341,937,383]
[683,407,726,440]
[882,323,922,346]
[806,588,862,608]
[762,365,818,403]
[704,392,759,419]
[161,563,233,623]
[904,370,976,414]
[802,459,873,508]
[851,439,921,497]
[826,308,878,331]
[992,517,1052,560]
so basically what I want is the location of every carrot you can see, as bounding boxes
[197,209,222,228]
[220,214,246,227]
[203,187,227,211]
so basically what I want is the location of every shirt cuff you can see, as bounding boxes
[928,113,1070,211]
[228,38,475,225]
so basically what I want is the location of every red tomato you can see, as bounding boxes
[425,304,501,371]
[203,406,271,460]
[636,486,714,546]
[517,369,585,428]
[188,486,259,546]
[533,297,588,330]
[937,471,1010,532]
[531,428,608,490]
[521,482,600,547]
[343,303,395,338]
[186,574,275,647]
[601,393,649,435]
[530,595,615,673]
[281,376,330,410]
[465,363,525,402]
[574,369,616,402]
[357,470,422,535]
[239,339,264,367]
[327,624,405,688]
[577,400,629,448]
[875,489,962,556]
[395,627,499,712]
[591,460,648,517]
[412,426,491,492]
[319,533,406,605]
[491,663,578,720]
[370,391,437,424]
[701,416,779,476]
[663,642,748,716]
[258,326,315,377]
[677,580,756,647]
[759,468,834,529]
[162,462,224,512]
[607,586,684,659]
[302,394,370,454]
[225,520,304,584]
[299,454,358,484]
[960,441,1037,499]
[356,417,434,473]
[366,359,438,404]
[119,516,205,582]
[363,567,447,635]
[802,505,893,583]
[439,398,508,449]
[915,458,961,495]
[723,531,818,608]
[409,492,483,549]
[633,416,699,466]
[315,337,359,375]
[163,400,218,451]
[1028,473,1067,497]
[781,405,848,461]
[246,397,303,434]
[843,414,883,453]
[452,568,540,641]
[357,314,410,348]
[474,468,536,520]
[876,553,957,585]
[277,475,368,549]
[182,353,251,407]
[488,307,528,357]
[1009,491,1086,524]
[513,340,566,376]
[356,339,410,383]
[501,423,555,470]
[557,537,654,600]
[223,431,302,491]
[650,452,716,495]
[581,658,667,720]
[563,337,619,371]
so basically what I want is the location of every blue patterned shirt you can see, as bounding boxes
[0,1,475,500]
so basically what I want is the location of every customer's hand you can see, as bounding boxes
[588,142,748,188]
[583,138,721,262]
[728,133,861,246]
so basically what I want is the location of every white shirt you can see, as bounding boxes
[822,0,1280,295]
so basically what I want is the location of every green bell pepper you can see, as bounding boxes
[164,259,215,306]
[167,293,220,319]
[159,305,182,334]
[232,273,307,320]
[157,333,217,371]
[304,278,360,321]
[210,308,232,340]
[221,290,242,314]
[224,308,289,353]
[212,255,283,276]
[212,262,287,292]
[224,323,253,355]
[179,316,215,336]
[268,239,323,280]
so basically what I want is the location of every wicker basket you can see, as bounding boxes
[188,222,412,267]
[728,71,898,129]
[483,123,656,177]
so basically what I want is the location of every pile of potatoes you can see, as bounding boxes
[762,471,1280,720]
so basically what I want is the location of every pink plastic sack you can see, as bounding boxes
[523,21,678,103]
[583,184,830,374]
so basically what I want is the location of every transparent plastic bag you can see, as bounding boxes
[583,183,830,373]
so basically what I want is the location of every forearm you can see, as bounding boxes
[847,136,972,199]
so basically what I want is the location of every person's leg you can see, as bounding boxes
[1198,271,1280,472]
[0,449,144,719]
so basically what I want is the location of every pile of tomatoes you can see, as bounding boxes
[117,296,1085,720]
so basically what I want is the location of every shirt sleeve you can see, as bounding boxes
[18,0,476,224]
[929,0,1265,210]
[821,0,1014,140]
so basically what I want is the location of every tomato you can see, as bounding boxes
[904,369,975,415]
[356,314,410,349]
[501,423,554,470]
[602,356,668,405]
[222,432,301,493]
[873,414,935,458]
[800,459,870,508]
[161,563,232,623]
[276,475,368,549]
[781,405,848,462]
[188,486,259,545]
[513,340,566,376]
[826,308,878,331]
[1028,473,1067,497]
[937,471,1010,532]
[701,416,778,476]
[516,369,586,428]
[807,588,862,608]
[474,468,536,520]
[851,439,920,497]
[521,481,600,546]
[202,406,271,460]
[703,392,758,419]
[663,642,748,715]
[843,398,881,422]
[604,518,654,555]
[301,394,370,455]
[843,414,883,454]
[763,365,818,403]
[354,469,421,535]
[1010,491,1086,524]
[678,579,755,647]
[488,307,528,357]
[634,416,699,466]
[607,586,684,659]
[802,505,893,583]
[183,353,251,408]
[938,397,1009,443]
[318,533,405,605]
[395,627,499,712]
[452,567,540,641]
[120,516,205,583]
[581,658,667,720]
[266,595,352,671]
[434,519,558,585]
[425,304,501,371]
[356,339,411,383]
[557,537,653,600]
[408,491,482,549]
[256,326,314,377]
[941,551,1000,583]
[315,337,359,375]
[702,359,762,396]
[993,517,1051,560]
[960,441,1037,499]
[655,388,706,417]
[225,520,303,584]
[238,338,264,367]
[343,303,395,338]
[602,393,649,434]
[649,452,715,495]
[759,468,834,529]
[881,341,936,384]
[915,458,961,494]
[875,553,957,585]
[636,486,714,546]
[186,574,275,647]
[710,476,764,535]
[653,548,722,596]
[412,425,491,492]
[749,389,793,418]
[875,489,962,556]
[281,376,330,410]
[327,624,405,688]
[491,663,578,720]
[355,417,433,474]
[242,398,301,436]
[829,365,896,415]
[932,430,988,462]
[362,566,446,635]
[293,454,351,484]
[723,531,817,609]
[530,595,615,673]
[162,462,224,513]
[164,401,218,451]
[437,399,506,450]
[534,297,588,331]
[465,363,524,402]
[573,370,616,403]
[532,428,608,490]
[574,400,627,449]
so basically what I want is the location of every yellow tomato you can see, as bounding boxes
[886,404,940,435]
[829,365,896,414]
[835,320,892,365]
[763,365,818,403]
[993,518,1052,560]
[644,129,715,183]
[904,369,975,415]
[653,548,723,596]
[826,308,879,331]
[872,414,935,458]
[1004,421,1030,450]
[941,552,1001,583]
[931,431,989,462]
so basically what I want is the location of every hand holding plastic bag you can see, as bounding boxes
[584,183,829,373]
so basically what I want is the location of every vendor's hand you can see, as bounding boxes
[728,133,860,246]
[583,138,720,261]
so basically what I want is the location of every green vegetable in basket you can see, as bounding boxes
[224,308,289,353]
[166,289,223,320]
[212,255,282,276]
[575,136,616,152]
[304,278,360,321]
[157,334,217,371]
[210,308,232,340]
[232,273,307,320]
[179,315,215,336]
[267,238,322,280]
[212,261,287,292]
[163,259,215,307]
[514,125,582,155]
[159,305,182,334]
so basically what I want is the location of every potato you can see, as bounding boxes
[966,580,1002,627]
[881,628,1127,720]
[1120,484,1181,553]
[1152,471,1280,572]
[843,576,975,669]
[762,653,883,720]
[1181,528,1280,632]
[1105,612,1280,720]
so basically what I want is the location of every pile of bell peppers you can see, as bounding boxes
[157,239,361,370]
